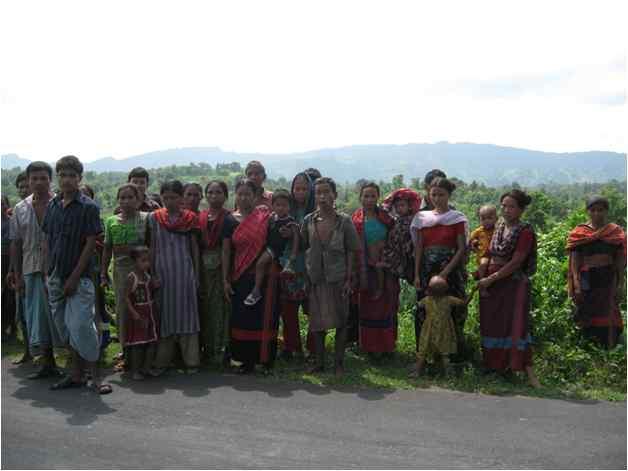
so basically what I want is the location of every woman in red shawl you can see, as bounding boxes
[353,182,399,357]
[478,190,540,388]
[566,195,626,348]
[223,178,279,374]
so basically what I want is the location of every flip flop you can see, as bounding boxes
[90,383,113,395]
[50,376,86,390]
[244,293,262,306]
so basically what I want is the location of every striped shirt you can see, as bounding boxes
[42,191,102,280]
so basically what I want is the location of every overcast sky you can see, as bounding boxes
[1,0,625,163]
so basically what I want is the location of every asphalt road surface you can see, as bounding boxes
[2,358,626,469]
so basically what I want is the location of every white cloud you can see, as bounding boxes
[0,0,625,162]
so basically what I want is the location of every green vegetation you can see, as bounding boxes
[2,164,626,401]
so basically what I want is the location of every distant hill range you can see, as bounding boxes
[2,143,626,186]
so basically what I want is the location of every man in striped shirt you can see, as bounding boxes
[43,155,111,394]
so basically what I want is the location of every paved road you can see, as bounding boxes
[1,358,626,469]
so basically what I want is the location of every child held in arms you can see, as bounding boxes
[468,204,497,296]
[244,189,299,306]
[381,188,421,283]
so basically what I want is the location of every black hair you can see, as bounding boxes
[15,171,28,187]
[500,189,532,209]
[359,181,380,197]
[160,180,184,196]
[290,172,316,214]
[304,168,322,181]
[234,178,258,195]
[314,177,337,196]
[150,193,163,206]
[26,161,53,179]
[586,195,609,210]
[80,184,95,199]
[130,245,150,261]
[272,188,291,204]
[205,180,229,199]
[117,183,140,200]
[245,160,267,180]
[429,177,456,195]
[55,155,84,176]
[183,182,203,194]
[424,169,447,187]
[128,167,150,183]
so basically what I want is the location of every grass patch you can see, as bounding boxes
[4,282,624,403]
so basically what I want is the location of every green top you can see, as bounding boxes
[104,212,148,262]
[365,218,388,246]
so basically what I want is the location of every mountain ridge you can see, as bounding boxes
[2,143,625,186]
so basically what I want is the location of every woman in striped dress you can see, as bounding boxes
[147,180,201,375]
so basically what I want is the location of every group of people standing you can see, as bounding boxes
[1,156,625,394]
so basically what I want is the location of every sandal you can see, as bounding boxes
[244,292,262,306]
[90,382,113,395]
[50,376,86,390]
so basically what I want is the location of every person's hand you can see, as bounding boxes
[100,272,110,288]
[414,277,422,291]
[573,291,584,305]
[6,272,15,290]
[223,280,234,301]
[14,274,25,293]
[477,277,493,290]
[342,280,353,298]
[63,274,80,297]
[132,311,141,321]
[279,223,296,239]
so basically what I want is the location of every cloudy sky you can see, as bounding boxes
[0,0,625,162]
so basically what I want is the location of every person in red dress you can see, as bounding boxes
[477,189,541,388]
[410,177,468,372]
[125,246,160,380]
